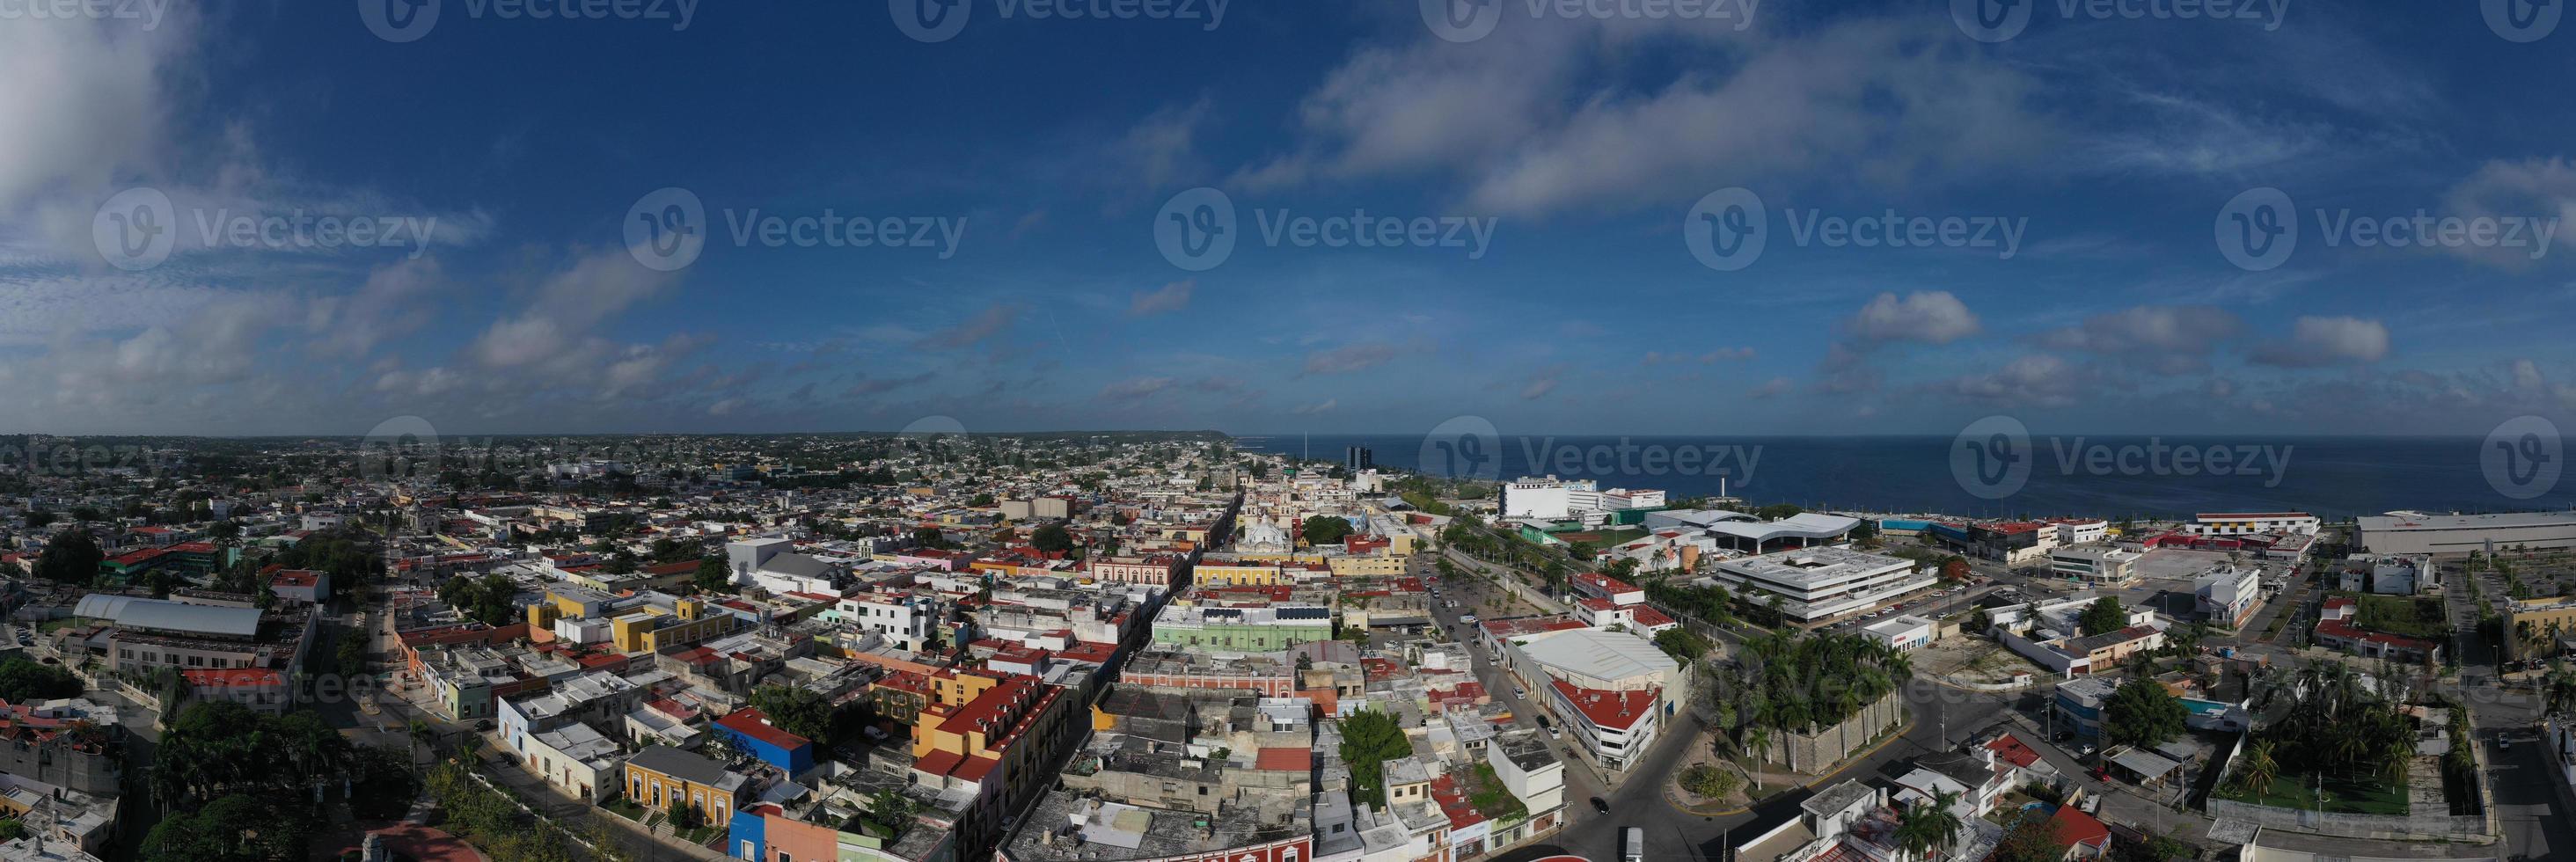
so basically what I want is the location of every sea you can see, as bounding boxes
[1233,434,2576,522]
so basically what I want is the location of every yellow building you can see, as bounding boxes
[1197,561,1287,588]
[1326,554,1407,578]
[2509,597,2576,661]
[624,746,743,823]
[608,596,737,652]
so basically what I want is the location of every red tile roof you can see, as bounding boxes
[1985,734,2041,770]
[2046,806,2111,851]
[1548,680,1658,731]
[1254,748,1311,772]
[950,755,999,782]
[716,707,812,751]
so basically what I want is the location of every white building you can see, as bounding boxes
[2341,553,2438,595]
[521,721,620,801]
[1499,476,1666,522]
[838,591,941,652]
[1500,476,1598,520]
[1862,615,1936,651]
[2052,519,2110,545]
[2189,512,2319,537]
[1699,546,1933,623]
[2358,510,2576,555]
[2048,546,2140,585]
[725,537,843,594]
[2195,564,2263,628]
[1498,627,1685,771]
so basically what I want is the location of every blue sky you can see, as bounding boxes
[3,0,2575,438]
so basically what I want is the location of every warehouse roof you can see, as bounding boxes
[73,595,260,639]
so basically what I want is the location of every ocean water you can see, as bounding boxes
[1235,434,2576,521]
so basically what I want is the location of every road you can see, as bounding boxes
[1414,536,2033,862]
[1486,678,2025,862]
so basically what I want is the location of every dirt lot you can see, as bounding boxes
[1917,633,2051,686]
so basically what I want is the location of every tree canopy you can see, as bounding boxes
[1339,708,1412,808]
[33,530,101,586]
[1988,807,2067,862]
[151,700,354,807]
[748,685,836,744]
[1709,631,1913,756]
[2102,677,2187,749]
[439,573,523,626]
[2080,596,2130,636]
[141,793,312,862]
[0,659,83,703]
[1301,516,1355,547]
[1652,628,1713,664]
[1031,524,1075,554]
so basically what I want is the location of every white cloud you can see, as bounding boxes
[1848,290,1981,346]
[2033,304,2243,375]
[1937,354,2086,406]
[1128,279,1195,317]
[2250,316,2389,368]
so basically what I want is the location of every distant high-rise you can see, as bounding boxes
[1345,445,1373,471]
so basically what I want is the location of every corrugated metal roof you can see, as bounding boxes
[82,596,260,638]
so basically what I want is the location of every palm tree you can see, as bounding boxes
[2543,668,2576,716]
[1894,789,1966,861]
[2236,739,2280,794]
[1742,725,1772,771]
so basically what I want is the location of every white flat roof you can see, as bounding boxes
[1718,546,1913,588]
[75,595,260,638]
[1705,512,1863,543]
[1517,628,1678,683]
[2358,511,2576,530]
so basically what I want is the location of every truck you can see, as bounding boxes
[1622,827,1644,862]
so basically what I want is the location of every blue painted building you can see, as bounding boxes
[714,706,816,774]
[728,803,772,861]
